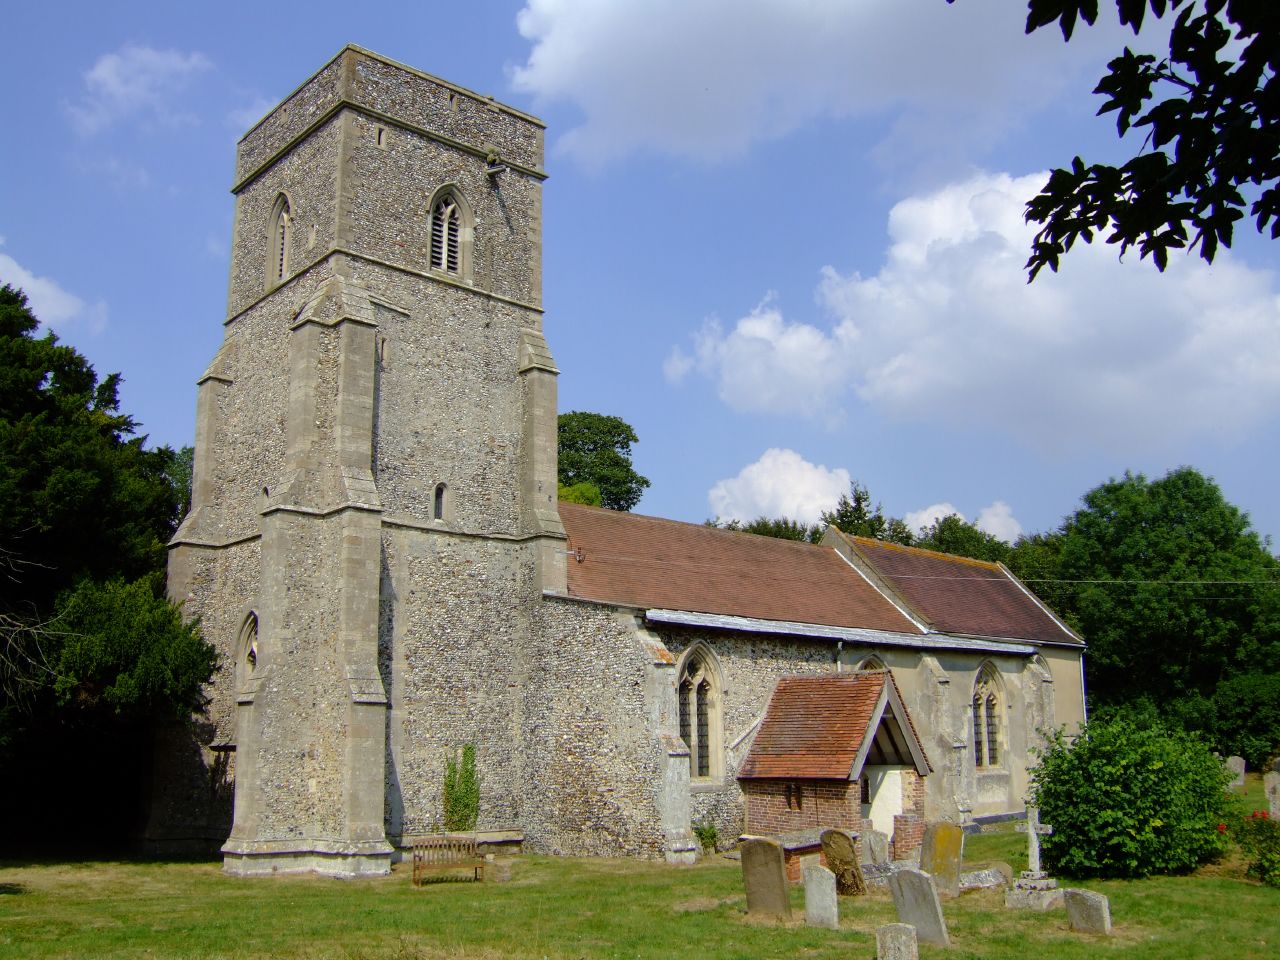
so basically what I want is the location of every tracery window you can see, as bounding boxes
[270,195,292,285]
[677,645,722,781]
[972,664,1002,768]
[430,196,461,273]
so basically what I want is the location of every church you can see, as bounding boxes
[146,46,1087,876]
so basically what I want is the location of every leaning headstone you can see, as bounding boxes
[1226,755,1246,789]
[1006,805,1063,910]
[919,821,965,898]
[876,922,919,960]
[888,868,949,947]
[1265,771,1280,819]
[803,863,839,929]
[1064,888,1112,935]
[862,829,890,866]
[821,828,867,896]
[741,838,791,920]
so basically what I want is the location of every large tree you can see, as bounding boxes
[820,482,916,544]
[0,285,216,846]
[557,411,651,511]
[1049,467,1280,705]
[958,0,1278,277]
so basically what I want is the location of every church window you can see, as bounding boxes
[430,197,461,273]
[236,612,260,694]
[433,483,447,521]
[270,194,292,285]
[677,645,723,782]
[972,664,1003,768]
[856,655,886,671]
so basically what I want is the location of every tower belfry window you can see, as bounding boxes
[430,197,460,273]
[270,195,292,285]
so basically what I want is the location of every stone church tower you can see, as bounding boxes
[160,46,564,875]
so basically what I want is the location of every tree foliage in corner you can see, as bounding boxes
[0,285,216,841]
[557,411,650,512]
[952,0,1278,277]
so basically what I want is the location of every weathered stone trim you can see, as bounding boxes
[234,100,547,195]
[224,250,543,327]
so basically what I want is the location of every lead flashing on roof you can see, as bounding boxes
[643,609,1037,656]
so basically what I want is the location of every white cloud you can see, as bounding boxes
[676,171,1280,452]
[227,95,274,131]
[511,0,1124,165]
[67,44,212,135]
[0,247,107,334]
[677,299,852,423]
[905,503,963,536]
[708,448,850,524]
[975,501,1023,543]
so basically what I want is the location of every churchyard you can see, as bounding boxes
[2,775,1275,960]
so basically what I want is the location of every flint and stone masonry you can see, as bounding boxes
[147,46,1087,877]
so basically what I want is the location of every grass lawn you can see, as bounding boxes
[2,800,1276,960]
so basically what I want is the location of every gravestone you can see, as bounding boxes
[741,838,791,920]
[919,821,964,897]
[1064,888,1112,935]
[1265,771,1280,818]
[820,828,867,896]
[876,922,919,960]
[888,868,950,947]
[862,829,890,865]
[803,862,839,929]
[1226,755,1246,788]
[1006,805,1063,910]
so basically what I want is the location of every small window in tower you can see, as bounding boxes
[433,483,447,521]
[430,197,461,274]
[270,195,292,285]
[375,126,387,148]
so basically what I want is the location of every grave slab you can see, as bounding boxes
[919,822,964,897]
[1226,755,1246,788]
[820,828,867,896]
[888,868,949,947]
[862,829,890,866]
[803,863,839,929]
[876,922,919,960]
[1064,888,1112,935]
[741,838,791,920]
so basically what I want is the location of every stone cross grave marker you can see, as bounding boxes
[919,821,965,898]
[1064,888,1112,935]
[1226,755,1246,788]
[820,828,867,896]
[888,868,950,947]
[803,862,839,929]
[740,838,791,920]
[1015,805,1053,878]
[876,922,919,960]
[1006,805,1063,909]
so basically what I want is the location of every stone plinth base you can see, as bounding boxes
[1005,872,1063,910]
[665,840,698,865]
[222,838,394,878]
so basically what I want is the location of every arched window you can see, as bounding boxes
[433,483,447,521]
[236,612,260,691]
[430,196,461,273]
[677,645,723,781]
[856,655,886,671]
[270,194,292,285]
[972,664,1002,768]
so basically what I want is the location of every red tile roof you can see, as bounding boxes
[840,534,1080,646]
[558,503,919,634]
[737,672,929,780]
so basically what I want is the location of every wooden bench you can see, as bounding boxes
[412,835,485,884]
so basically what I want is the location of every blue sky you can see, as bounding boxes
[3,1,1277,546]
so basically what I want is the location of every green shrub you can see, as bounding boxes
[1234,810,1280,888]
[1030,718,1232,878]
[442,744,479,832]
[1211,673,1280,769]
[692,818,719,853]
